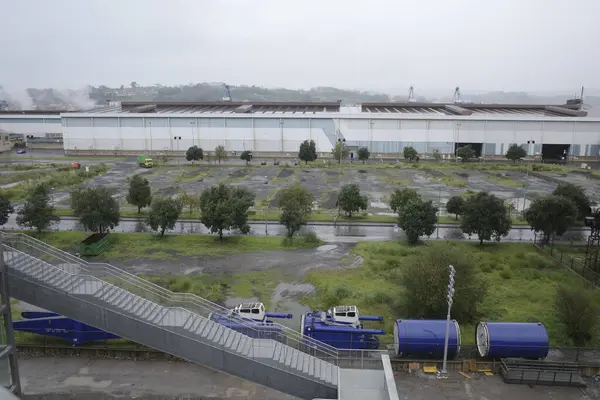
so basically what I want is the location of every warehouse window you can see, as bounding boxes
[225,118,252,128]
[93,118,119,128]
[5,118,43,124]
[120,118,143,128]
[65,118,92,127]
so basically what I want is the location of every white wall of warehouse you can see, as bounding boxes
[33,114,600,157]
[0,116,62,136]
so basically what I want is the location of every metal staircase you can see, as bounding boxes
[1,233,385,399]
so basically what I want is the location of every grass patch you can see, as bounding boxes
[0,164,110,202]
[31,231,322,261]
[484,172,526,188]
[304,241,600,347]
[172,167,214,183]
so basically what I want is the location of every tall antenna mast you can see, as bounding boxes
[408,86,416,102]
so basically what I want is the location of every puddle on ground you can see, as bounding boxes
[369,201,388,209]
[316,244,337,252]
[270,283,315,329]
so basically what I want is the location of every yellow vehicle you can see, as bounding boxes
[136,154,153,168]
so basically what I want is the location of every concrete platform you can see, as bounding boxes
[338,369,387,400]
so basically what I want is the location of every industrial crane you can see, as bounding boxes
[408,86,416,102]
[222,84,232,102]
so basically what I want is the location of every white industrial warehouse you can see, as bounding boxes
[1,100,599,160]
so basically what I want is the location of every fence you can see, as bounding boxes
[14,334,600,365]
[533,232,600,289]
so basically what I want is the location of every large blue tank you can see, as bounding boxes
[476,322,549,360]
[394,319,461,359]
[208,302,292,340]
[301,306,385,350]
[13,312,120,345]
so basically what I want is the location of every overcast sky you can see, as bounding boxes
[2,0,599,93]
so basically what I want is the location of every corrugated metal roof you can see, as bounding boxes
[98,101,344,115]
[360,102,583,117]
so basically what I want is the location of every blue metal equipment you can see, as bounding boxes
[208,302,293,340]
[394,319,461,359]
[13,312,120,345]
[476,321,550,360]
[301,306,385,350]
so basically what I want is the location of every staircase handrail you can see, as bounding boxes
[1,232,341,358]
[3,245,340,389]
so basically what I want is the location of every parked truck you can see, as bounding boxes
[136,154,153,168]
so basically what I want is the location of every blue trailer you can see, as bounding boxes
[301,306,385,350]
[13,312,120,345]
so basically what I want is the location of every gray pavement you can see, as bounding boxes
[18,356,295,400]
[15,357,600,400]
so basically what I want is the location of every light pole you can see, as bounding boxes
[455,123,461,163]
[174,136,181,165]
[441,264,456,375]
[436,187,441,239]
[148,121,153,155]
[336,138,346,221]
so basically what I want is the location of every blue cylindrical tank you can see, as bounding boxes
[476,322,549,360]
[394,319,461,359]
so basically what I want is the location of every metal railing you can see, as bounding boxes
[4,251,342,391]
[500,359,583,387]
[2,232,385,369]
[533,234,600,290]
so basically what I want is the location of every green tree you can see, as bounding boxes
[332,141,349,163]
[456,145,475,161]
[446,195,465,220]
[337,183,367,219]
[524,195,577,243]
[199,184,255,240]
[505,144,526,163]
[400,242,488,322]
[179,191,199,215]
[403,146,418,162]
[240,150,253,165]
[357,147,370,164]
[459,192,511,245]
[389,188,419,215]
[126,174,152,213]
[432,149,442,162]
[146,197,183,237]
[555,284,598,351]
[16,184,60,235]
[71,187,120,234]
[277,185,315,237]
[298,140,318,164]
[0,195,14,226]
[185,146,204,163]
[214,145,227,164]
[552,183,591,220]
[398,198,438,244]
